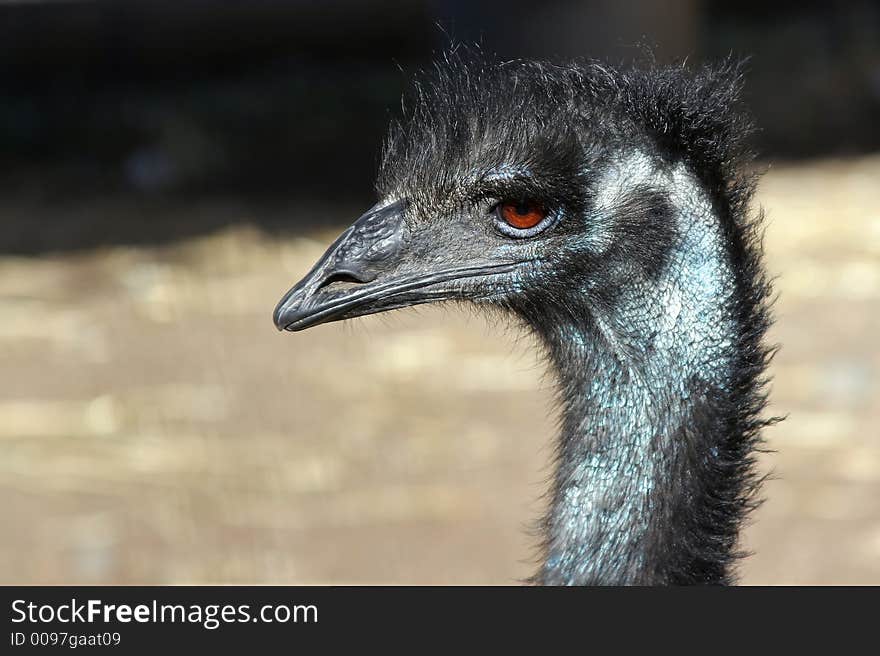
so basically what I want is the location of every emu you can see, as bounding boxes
[273,54,775,585]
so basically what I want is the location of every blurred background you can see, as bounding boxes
[1,0,878,584]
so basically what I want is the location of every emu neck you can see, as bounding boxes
[538,161,745,585]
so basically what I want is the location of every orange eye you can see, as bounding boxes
[499,201,547,230]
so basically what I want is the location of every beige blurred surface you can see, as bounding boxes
[1,156,878,584]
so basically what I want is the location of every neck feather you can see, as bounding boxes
[534,155,770,585]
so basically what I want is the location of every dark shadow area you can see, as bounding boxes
[1,0,878,253]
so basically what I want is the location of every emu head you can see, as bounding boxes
[273,57,749,343]
[274,61,607,335]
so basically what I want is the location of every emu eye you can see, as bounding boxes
[500,201,545,228]
[493,200,553,238]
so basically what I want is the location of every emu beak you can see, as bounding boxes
[273,199,520,331]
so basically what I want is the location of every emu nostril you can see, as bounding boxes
[316,271,370,292]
